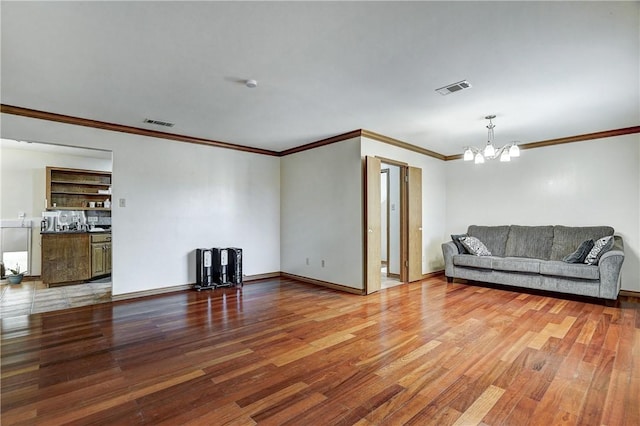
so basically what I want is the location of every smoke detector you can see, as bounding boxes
[435,80,472,96]
[245,79,258,88]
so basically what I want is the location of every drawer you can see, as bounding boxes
[91,234,112,243]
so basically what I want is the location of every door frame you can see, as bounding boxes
[378,157,409,283]
[365,156,420,293]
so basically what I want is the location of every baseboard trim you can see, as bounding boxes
[111,272,285,301]
[619,290,640,298]
[112,284,193,301]
[280,272,364,295]
[421,270,445,280]
[243,272,282,282]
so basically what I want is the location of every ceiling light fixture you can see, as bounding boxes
[245,79,258,88]
[463,115,520,164]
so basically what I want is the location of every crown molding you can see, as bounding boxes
[445,126,640,161]
[360,129,446,160]
[278,130,362,156]
[0,104,280,156]
[3,104,638,162]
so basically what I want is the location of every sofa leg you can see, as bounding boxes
[446,276,453,283]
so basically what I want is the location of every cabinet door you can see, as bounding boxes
[42,234,90,284]
[104,243,112,274]
[91,243,105,277]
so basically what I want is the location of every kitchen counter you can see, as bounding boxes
[41,231,112,285]
[40,230,111,235]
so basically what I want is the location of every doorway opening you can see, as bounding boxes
[365,155,422,294]
[380,164,402,289]
[0,138,113,318]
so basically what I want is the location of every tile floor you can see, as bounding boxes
[0,279,112,319]
[381,266,403,289]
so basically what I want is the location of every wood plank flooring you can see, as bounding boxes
[1,276,639,425]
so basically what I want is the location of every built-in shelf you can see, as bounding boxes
[51,191,111,196]
[46,166,112,211]
[50,180,111,186]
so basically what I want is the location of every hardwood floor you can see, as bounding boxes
[1,276,639,425]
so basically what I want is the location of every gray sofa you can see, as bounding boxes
[442,225,625,300]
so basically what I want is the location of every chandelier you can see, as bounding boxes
[463,115,520,164]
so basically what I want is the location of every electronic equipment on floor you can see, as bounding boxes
[194,247,243,291]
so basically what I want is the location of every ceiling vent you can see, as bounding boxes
[435,80,472,96]
[143,118,175,128]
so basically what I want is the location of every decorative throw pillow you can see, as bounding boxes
[563,239,594,263]
[451,234,469,254]
[584,236,614,265]
[460,236,492,256]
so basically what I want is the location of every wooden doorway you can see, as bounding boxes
[364,156,422,294]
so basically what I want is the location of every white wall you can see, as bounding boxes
[361,137,448,274]
[280,138,363,289]
[1,114,281,295]
[445,134,640,292]
[0,145,112,275]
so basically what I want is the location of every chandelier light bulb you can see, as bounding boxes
[463,148,474,161]
[509,144,520,157]
[500,149,511,162]
[484,143,495,158]
[474,152,485,164]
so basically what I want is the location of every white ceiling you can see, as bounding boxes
[1,1,638,156]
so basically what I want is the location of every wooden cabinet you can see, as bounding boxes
[42,233,91,285]
[91,234,112,277]
[46,166,112,211]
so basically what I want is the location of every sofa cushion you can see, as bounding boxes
[467,225,510,257]
[451,234,469,254]
[453,254,493,269]
[563,239,595,263]
[585,235,614,265]
[460,236,492,256]
[505,225,554,260]
[492,257,541,274]
[550,226,615,261]
[540,260,600,280]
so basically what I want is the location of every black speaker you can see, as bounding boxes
[212,248,229,285]
[227,247,243,286]
[195,248,213,288]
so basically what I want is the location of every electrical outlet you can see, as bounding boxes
[119,198,126,207]
[306,258,309,266]
[321,260,325,267]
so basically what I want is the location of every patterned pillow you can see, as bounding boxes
[563,239,594,264]
[460,236,492,256]
[584,236,614,265]
[451,234,469,254]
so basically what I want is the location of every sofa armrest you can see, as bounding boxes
[442,241,458,278]
[598,236,625,299]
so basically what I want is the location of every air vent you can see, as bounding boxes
[435,80,472,96]
[143,118,175,127]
